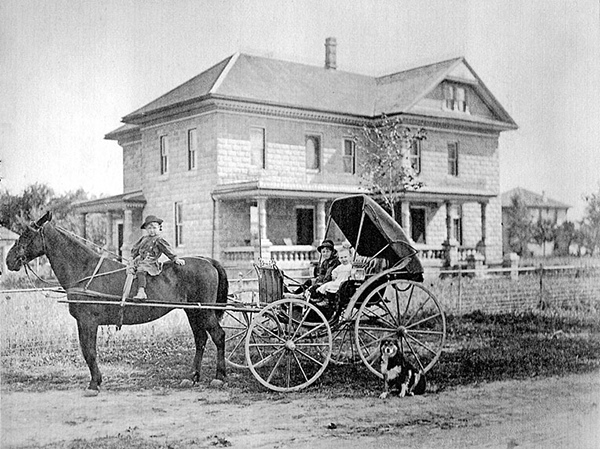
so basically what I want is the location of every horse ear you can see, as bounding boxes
[34,211,52,228]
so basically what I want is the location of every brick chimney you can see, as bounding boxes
[325,37,337,70]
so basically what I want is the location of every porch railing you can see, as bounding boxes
[222,245,317,264]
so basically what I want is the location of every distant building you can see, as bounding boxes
[0,225,19,277]
[75,38,517,274]
[501,187,570,256]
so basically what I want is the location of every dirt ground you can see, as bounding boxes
[2,371,599,449]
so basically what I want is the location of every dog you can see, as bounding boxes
[379,339,426,399]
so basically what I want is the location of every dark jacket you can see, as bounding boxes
[313,254,341,286]
[131,235,179,276]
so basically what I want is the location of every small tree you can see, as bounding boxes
[505,193,533,256]
[355,114,425,220]
[579,186,600,256]
[532,219,556,257]
[554,221,576,256]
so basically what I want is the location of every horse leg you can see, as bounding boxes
[76,319,102,396]
[205,311,227,385]
[185,310,209,385]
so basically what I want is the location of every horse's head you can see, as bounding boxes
[5,211,53,271]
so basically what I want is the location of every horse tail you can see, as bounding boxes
[211,258,228,321]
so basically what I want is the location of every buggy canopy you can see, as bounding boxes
[328,195,423,274]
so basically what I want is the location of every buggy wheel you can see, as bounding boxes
[354,279,446,378]
[224,290,259,369]
[330,319,361,365]
[245,298,332,392]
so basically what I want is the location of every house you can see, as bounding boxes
[501,187,570,256]
[0,225,19,278]
[74,38,517,275]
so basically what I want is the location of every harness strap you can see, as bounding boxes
[84,251,107,290]
[117,272,135,331]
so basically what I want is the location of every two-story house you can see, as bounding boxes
[501,187,570,256]
[75,38,517,275]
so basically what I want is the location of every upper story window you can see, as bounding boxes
[174,202,183,247]
[306,135,321,171]
[251,127,266,169]
[444,84,468,113]
[160,135,169,175]
[448,142,459,176]
[187,129,197,170]
[343,139,356,174]
[409,140,421,174]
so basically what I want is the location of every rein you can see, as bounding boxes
[23,225,128,290]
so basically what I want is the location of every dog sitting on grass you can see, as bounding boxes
[379,339,426,399]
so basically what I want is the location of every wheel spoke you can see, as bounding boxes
[294,347,327,367]
[266,349,288,384]
[359,304,396,329]
[291,351,310,383]
[401,336,425,371]
[404,294,432,327]
[405,312,443,330]
[405,332,438,356]
[407,329,445,336]
[253,320,286,344]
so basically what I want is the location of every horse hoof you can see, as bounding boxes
[180,379,194,388]
[83,388,99,397]
[209,379,224,389]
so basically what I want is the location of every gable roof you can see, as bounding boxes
[501,187,570,209]
[119,52,517,130]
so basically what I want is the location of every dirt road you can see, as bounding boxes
[2,371,599,448]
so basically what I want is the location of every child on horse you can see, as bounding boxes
[128,215,185,301]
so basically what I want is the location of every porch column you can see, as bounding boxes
[121,209,134,261]
[443,201,458,267]
[401,201,411,238]
[478,201,487,259]
[315,199,327,244]
[105,212,114,253]
[212,198,221,259]
[77,213,87,239]
[255,197,272,261]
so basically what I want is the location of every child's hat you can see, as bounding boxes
[141,215,163,229]
[317,239,335,252]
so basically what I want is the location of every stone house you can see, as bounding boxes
[75,38,517,274]
[501,187,570,256]
[0,225,19,278]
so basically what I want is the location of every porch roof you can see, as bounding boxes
[72,190,146,214]
[399,185,497,203]
[211,180,366,200]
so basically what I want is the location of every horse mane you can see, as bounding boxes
[51,224,123,267]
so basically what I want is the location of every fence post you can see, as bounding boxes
[457,264,462,314]
[537,263,547,309]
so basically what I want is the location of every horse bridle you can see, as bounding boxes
[19,222,126,289]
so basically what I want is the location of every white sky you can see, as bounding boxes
[1,0,599,220]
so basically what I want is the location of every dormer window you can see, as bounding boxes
[444,84,468,113]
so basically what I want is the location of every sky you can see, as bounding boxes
[1,0,599,220]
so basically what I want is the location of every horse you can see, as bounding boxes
[5,211,228,396]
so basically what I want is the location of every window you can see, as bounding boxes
[187,129,197,170]
[410,207,426,244]
[305,135,321,170]
[453,217,463,245]
[174,202,183,247]
[447,142,459,176]
[160,135,168,175]
[343,139,356,174]
[409,140,421,174]
[444,84,468,112]
[251,127,266,169]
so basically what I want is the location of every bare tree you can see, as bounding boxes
[354,114,425,220]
